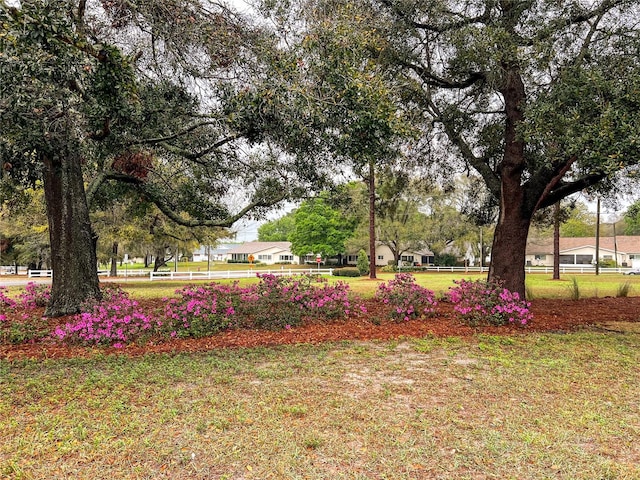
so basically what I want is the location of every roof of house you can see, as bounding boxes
[192,243,238,255]
[526,236,640,255]
[225,241,294,255]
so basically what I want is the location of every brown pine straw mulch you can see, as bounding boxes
[1,296,639,361]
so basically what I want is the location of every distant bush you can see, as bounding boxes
[333,268,361,277]
[356,249,369,276]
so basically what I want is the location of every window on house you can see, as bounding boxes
[401,255,414,262]
[257,254,272,261]
[377,255,384,260]
[575,254,593,264]
[279,255,293,261]
[534,254,546,260]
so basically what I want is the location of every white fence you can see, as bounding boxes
[20,265,635,280]
[27,269,53,278]
[149,268,334,281]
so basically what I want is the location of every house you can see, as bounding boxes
[224,241,300,265]
[192,244,236,262]
[346,244,435,267]
[525,236,640,268]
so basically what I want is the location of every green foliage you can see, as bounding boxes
[559,203,596,237]
[356,249,369,275]
[567,277,581,301]
[258,212,295,241]
[333,268,361,277]
[623,201,640,235]
[289,195,356,258]
[433,253,457,267]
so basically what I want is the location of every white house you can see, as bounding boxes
[224,242,299,265]
[192,244,237,262]
[525,236,640,268]
[346,244,435,267]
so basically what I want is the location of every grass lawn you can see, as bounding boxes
[117,270,640,300]
[2,272,640,479]
[1,333,639,479]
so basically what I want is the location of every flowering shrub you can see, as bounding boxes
[447,279,532,326]
[162,274,364,334]
[1,284,51,342]
[0,283,51,318]
[17,282,51,308]
[53,286,157,348]
[243,274,303,329]
[375,273,438,322]
[162,282,247,338]
[0,286,17,322]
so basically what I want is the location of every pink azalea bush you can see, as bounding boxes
[0,286,17,322]
[375,273,438,322]
[53,286,158,348]
[17,282,51,308]
[1,283,51,340]
[244,274,363,329]
[162,282,247,338]
[161,274,365,335]
[447,279,532,326]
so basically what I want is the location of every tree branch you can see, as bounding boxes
[379,0,490,33]
[129,121,226,146]
[157,134,239,160]
[425,95,501,196]
[400,59,486,89]
[141,186,288,228]
[536,172,608,210]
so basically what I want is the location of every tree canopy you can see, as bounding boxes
[623,200,640,236]
[288,195,356,258]
[361,0,640,295]
[0,0,329,314]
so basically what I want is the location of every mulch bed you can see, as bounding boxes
[1,296,639,360]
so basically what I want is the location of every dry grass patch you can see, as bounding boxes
[1,333,640,479]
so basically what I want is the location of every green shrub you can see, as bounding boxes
[333,268,361,277]
[356,249,369,276]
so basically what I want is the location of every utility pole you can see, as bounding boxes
[595,198,600,276]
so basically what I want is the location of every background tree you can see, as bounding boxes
[623,200,640,236]
[288,195,356,261]
[255,1,419,278]
[560,203,598,238]
[356,248,370,276]
[257,212,296,242]
[376,199,428,267]
[0,187,50,270]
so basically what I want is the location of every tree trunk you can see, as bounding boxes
[368,159,377,279]
[488,204,531,299]
[110,241,119,277]
[42,149,101,317]
[489,57,530,298]
[153,247,168,272]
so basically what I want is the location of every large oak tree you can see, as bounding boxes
[1,1,322,315]
[368,0,640,296]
